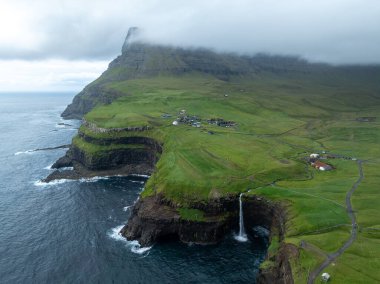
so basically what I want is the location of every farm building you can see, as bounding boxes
[321,272,330,282]
[312,161,333,171]
[207,118,236,127]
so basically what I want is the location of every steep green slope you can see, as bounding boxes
[71,72,380,283]
[59,31,380,283]
[62,28,380,120]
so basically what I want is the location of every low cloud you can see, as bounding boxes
[1,0,380,64]
[0,59,109,91]
[0,0,379,91]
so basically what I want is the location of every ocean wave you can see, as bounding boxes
[107,225,152,255]
[123,205,132,211]
[14,150,35,156]
[34,176,116,187]
[44,164,53,170]
[55,124,66,128]
[130,180,146,185]
[34,179,74,187]
[78,176,110,183]
[129,174,150,178]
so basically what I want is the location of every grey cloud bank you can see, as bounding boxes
[1,0,380,65]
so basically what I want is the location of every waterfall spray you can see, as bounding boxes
[234,193,248,242]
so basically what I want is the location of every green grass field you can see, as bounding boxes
[74,73,380,283]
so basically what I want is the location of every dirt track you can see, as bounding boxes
[307,160,364,284]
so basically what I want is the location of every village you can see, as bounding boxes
[161,109,237,129]
[308,153,333,171]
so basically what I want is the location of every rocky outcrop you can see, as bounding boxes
[70,144,157,171]
[44,133,162,182]
[122,193,293,283]
[79,133,162,152]
[51,155,73,169]
[257,243,298,284]
[83,119,151,133]
[61,85,125,119]
[121,195,238,246]
[242,195,286,238]
[123,194,286,245]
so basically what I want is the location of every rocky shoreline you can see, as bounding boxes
[45,133,294,283]
[43,131,161,182]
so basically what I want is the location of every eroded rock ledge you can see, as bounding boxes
[121,195,237,246]
[122,193,294,283]
[43,135,162,182]
[45,129,294,283]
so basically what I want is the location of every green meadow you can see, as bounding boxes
[75,73,380,283]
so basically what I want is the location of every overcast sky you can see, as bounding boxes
[0,0,379,91]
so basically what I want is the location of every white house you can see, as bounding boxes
[310,153,320,159]
[321,272,330,282]
[172,120,179,126]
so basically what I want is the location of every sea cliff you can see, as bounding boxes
[46,27,380,283]
[47,119,294,283]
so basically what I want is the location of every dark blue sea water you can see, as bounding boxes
[0,93,267,283]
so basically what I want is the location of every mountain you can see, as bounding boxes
[53,28,380,284]
[62,27,380,119]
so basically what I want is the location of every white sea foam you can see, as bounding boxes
[123,205,132,211]
[129,174,150,178]
[130,180,146,185]
[34,179,73,187]
[130,241,152,254]
[79,176,110,183]
[34,176,112,187]
[55,124,66,128]
[59,167,74,171]
[44,164,53,170]
[15,150,35,156]
[234,234,248,242]
[108,225,126,241]
[108,224,152,255]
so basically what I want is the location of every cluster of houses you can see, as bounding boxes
[171,110,202,127]
[167,110,237,129]
[206,118,236,127]
[309,153,333,171]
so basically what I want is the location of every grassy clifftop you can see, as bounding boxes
[64,37,380,283]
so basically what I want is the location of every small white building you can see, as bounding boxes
[321,272,330,282]
[310,153,320,159]
[172,120,179,126]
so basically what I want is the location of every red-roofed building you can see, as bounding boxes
[312,161,333,171]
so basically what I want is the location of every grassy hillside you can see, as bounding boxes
[73,70,380,283]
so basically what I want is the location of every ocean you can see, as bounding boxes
[0,93,267,283]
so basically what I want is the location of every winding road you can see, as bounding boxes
[307,159,364,284]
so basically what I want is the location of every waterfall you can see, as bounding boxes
[234,193,248,242]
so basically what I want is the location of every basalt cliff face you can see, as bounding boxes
[122,193,294,283]
[44,128,162,182]
[123,194,285,245]
[122,195,238,246]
